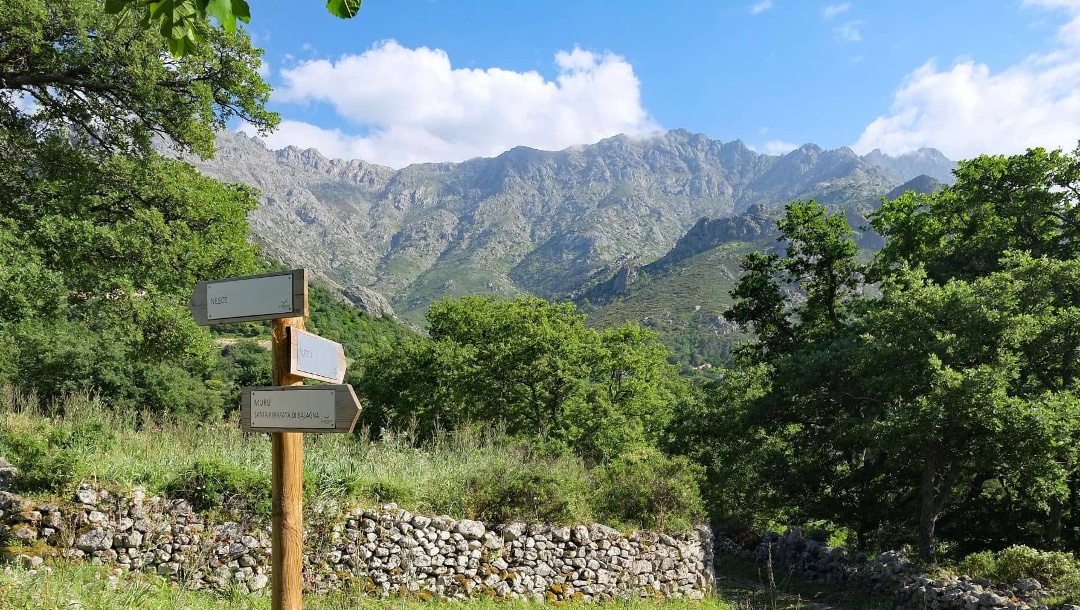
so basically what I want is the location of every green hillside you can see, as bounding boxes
[584,240,773,370]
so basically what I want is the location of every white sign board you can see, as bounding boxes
[240,385,361,433]
[290,327,346,384]
[207,274,293,321]
[189,269,307,325]
[249,389,335,429]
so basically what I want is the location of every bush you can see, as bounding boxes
[957,545,1080,590]
[593,446,705,532]
[164,458,271,519]
[462,458,593,524]
[0,392,116,493]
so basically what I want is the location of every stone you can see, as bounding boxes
[1015,578,1042,594]
[11,524,37,541]
[75,529,111,552]
[501,523,526,542]
[551,526,571,542]
[979,592,1009,606]
[571,525,591,544]
[454,519,486,540]
[251,573,269,591]
[167,499,192,517]
[75,487,99,505]
[17,554,43,569]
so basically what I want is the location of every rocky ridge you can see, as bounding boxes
[186,130,955,322]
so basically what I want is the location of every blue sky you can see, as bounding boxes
[239,1,1080,168]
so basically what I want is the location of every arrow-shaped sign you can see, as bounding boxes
[288,327,346,384]
[189,269,307,326]
[240,385,361,434]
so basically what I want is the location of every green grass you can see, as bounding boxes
[0,388,605,526]
[0,562,740,610]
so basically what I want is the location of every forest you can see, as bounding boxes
[2,0,1080,588]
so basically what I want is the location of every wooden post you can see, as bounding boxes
[271,316,306,610]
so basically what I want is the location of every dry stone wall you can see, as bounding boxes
[0,485,713,602]
[747,529,1055,610]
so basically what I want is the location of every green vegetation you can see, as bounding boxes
[583,242,764,370]
[675,145,1080,566]
[104,0,362,58]
[0,0,274,418]
[357,295,691,464]
[0,389,703,532]
[6,1,1080,602]
[0,561,737,610]
[956,546,1080,595]
[711,553,894,610]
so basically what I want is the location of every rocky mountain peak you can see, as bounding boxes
[186,128,954,323]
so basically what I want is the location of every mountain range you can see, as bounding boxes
[187,129,955,327]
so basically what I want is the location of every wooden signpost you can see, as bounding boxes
[190,269,358,610]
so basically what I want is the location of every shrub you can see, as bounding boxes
[164,458,271,519]
[957,545,1080,590]
[593,446,705,532]
[0,428,82,493]
[462,458,593,524]
[0,392,116,493]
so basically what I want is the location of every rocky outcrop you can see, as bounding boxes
[0,486,712,601]
[343,285,396,319]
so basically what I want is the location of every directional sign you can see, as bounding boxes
[189,269,307,326]
[240,385,361,433]
[288,327,347,384]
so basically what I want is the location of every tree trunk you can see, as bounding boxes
[918,451,938,564]
[1047,497,1063,545]
[918,446,959,565]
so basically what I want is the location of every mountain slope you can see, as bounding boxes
[187,130,953,324]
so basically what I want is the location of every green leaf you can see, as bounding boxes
[206,0,251,32]
[104,0,131,15]
[326,0,362,19]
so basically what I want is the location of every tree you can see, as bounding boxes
[3,0,276,160]
[725,200,863,361]
[872,147,1080,284]
[0,0,275,414]
[872,146,1080,553]
[104,0,363,57]
[700,150,1080,563]
[356,295,688,463]
[854,264,1069,561]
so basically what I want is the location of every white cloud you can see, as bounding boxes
[252,41,657,167]
[750,1,773,14]
[763,140,799,155]
[6,91,37,115]
[822,3,851,19]
[834,20,863,42]
[853,2,1080,159]
[257,59,270,78]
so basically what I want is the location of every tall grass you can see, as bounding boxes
[0,387,598,525]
